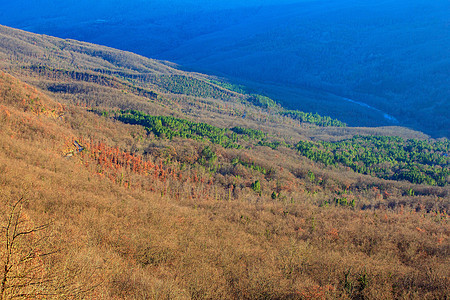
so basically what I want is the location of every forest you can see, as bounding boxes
[107,108,449,187]
[108,109,268,149]
[297,136,450,186]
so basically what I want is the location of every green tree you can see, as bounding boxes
[251,180,261,195]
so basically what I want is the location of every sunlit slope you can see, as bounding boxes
[1,63,449,299]
[1,24,447,189]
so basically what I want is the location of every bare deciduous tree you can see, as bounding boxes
[0,196,56,299]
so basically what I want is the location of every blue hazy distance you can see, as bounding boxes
[1,0,449,136]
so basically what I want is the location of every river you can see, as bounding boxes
[341,97,399,124]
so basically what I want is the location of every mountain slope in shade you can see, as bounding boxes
[1,0,448,137]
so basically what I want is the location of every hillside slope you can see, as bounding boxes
[0,26,449,299]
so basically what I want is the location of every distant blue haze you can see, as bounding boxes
[1,0,449,137]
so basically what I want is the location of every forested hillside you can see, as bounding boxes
[0,26,449,299]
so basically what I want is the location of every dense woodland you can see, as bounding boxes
[0,25,449,299]
[297,136,450,186]
[109,109,261,149]
[100,109,450,187]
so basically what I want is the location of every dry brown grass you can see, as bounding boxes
[0,71,449,299]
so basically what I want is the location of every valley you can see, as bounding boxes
[1,0,449,137]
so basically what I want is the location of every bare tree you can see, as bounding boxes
[0,196,56,299]
[0,196,101,299]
